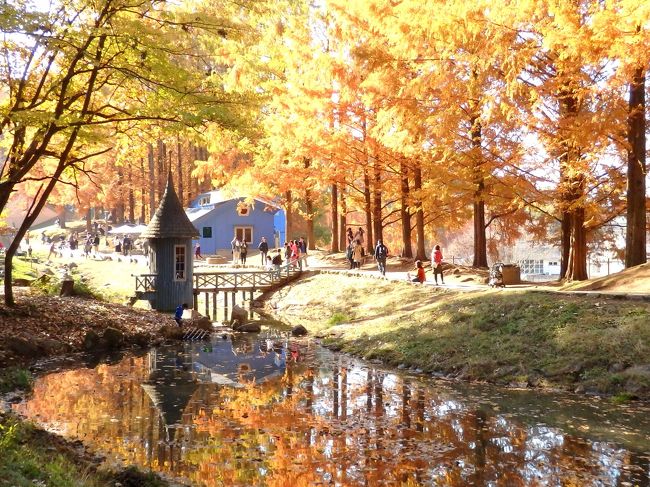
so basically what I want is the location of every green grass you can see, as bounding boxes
[271,274,650,397]
[0,415,169,487]
[0,367,32,394]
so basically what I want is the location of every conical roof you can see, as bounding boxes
[141,172,199,239]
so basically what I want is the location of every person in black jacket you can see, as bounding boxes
[374,239,388,276]
[258,236,269,265]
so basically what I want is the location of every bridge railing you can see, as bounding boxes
[194,264,300,291]
[134,273,157,292]
[134,264,301,294]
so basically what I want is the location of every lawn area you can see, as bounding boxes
[0,414,167,487]
[268,273,650,398]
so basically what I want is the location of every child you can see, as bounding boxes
[407,260,426,284]
[174,303,188,326]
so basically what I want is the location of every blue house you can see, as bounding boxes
[186,190,285,255]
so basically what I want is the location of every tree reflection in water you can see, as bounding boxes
[14,333,650,486]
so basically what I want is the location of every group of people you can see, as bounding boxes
[405,245,445,285]
[344,226,445,285]
[283,237,308,270]
[230,236,250,265]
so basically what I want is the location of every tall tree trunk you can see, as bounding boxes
[331,183,339,252]
[413,163,426,261]
[139,158,146,223]
[285,190,293,241]
[372,157,383,244]
[363,168,373,252]
[128,164,135,223]
[470,113,488,268]
[558,82,588,280]
[85,207,92,233]
[626,66,647,268]
[400,160,413,258]
[560,213,571,278]
[115,166,125,223]
[177,137,184,207]
[565,203,588,281]
[148,143,156,218]
[192,145,201,196]
[303,158,316,250]
[5,168,66,305]
[57,207,67,228]
[339,190,347,251]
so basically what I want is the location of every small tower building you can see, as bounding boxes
[141,173,199,311]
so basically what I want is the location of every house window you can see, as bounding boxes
[548,261,559,267]
[202,226,212,238]
[237,206,250,216]
[234,226,253,244]
[199,196,210,206]
[174,245,186,281]
[519,259,543,274]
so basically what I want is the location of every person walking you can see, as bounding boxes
[258,236,269,265]
[352,239,364,269]
[374,239,388,276]
[195,241,202,260]
[431,244,444,285]
[240,240,248,265]
[231,236,241,265]
[407,260,426,284]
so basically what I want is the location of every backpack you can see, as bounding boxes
[377,244,387,260]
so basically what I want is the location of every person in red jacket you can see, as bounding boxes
[407,260,426,284]
[431,244,444,285]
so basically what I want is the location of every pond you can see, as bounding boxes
[15,329,650,486]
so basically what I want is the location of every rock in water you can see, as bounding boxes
[236,322,262,333]
[230,304,248,325]
[191,316,213,331]
[291,325,308,336]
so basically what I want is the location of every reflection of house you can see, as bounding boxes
[192,335,286,385]
[142,336,287,438]
[185,191,285,255]
[142,345,198,441]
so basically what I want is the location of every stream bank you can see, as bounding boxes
[263,273,650,399]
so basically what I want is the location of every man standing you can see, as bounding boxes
[374,239,388,276]
[298,236,308,269]
[258,236,269,265]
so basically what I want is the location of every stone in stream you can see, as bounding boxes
[236,322,262,333]
[230,304,248,325]
[191,316,213,331]
[291,325,308,336]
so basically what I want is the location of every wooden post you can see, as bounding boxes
[193,293,198,311]
[212,293,217,321]
[224,291,229,322]
[231,291,235,309]
[204,292,209,317]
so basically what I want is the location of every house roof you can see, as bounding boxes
[185,207,213,223]
[195,190,281,210]
[141,173,199,239]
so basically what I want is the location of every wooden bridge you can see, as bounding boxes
[134,265,303,319]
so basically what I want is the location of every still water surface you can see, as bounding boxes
[16,329,650,486]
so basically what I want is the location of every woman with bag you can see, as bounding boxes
[431,244,444,285]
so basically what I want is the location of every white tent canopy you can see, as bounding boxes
[108,224,148,235]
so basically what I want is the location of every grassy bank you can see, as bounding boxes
[0,413,167,487]
[268,273,650,398]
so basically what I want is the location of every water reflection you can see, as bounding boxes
[15,332,650,486]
